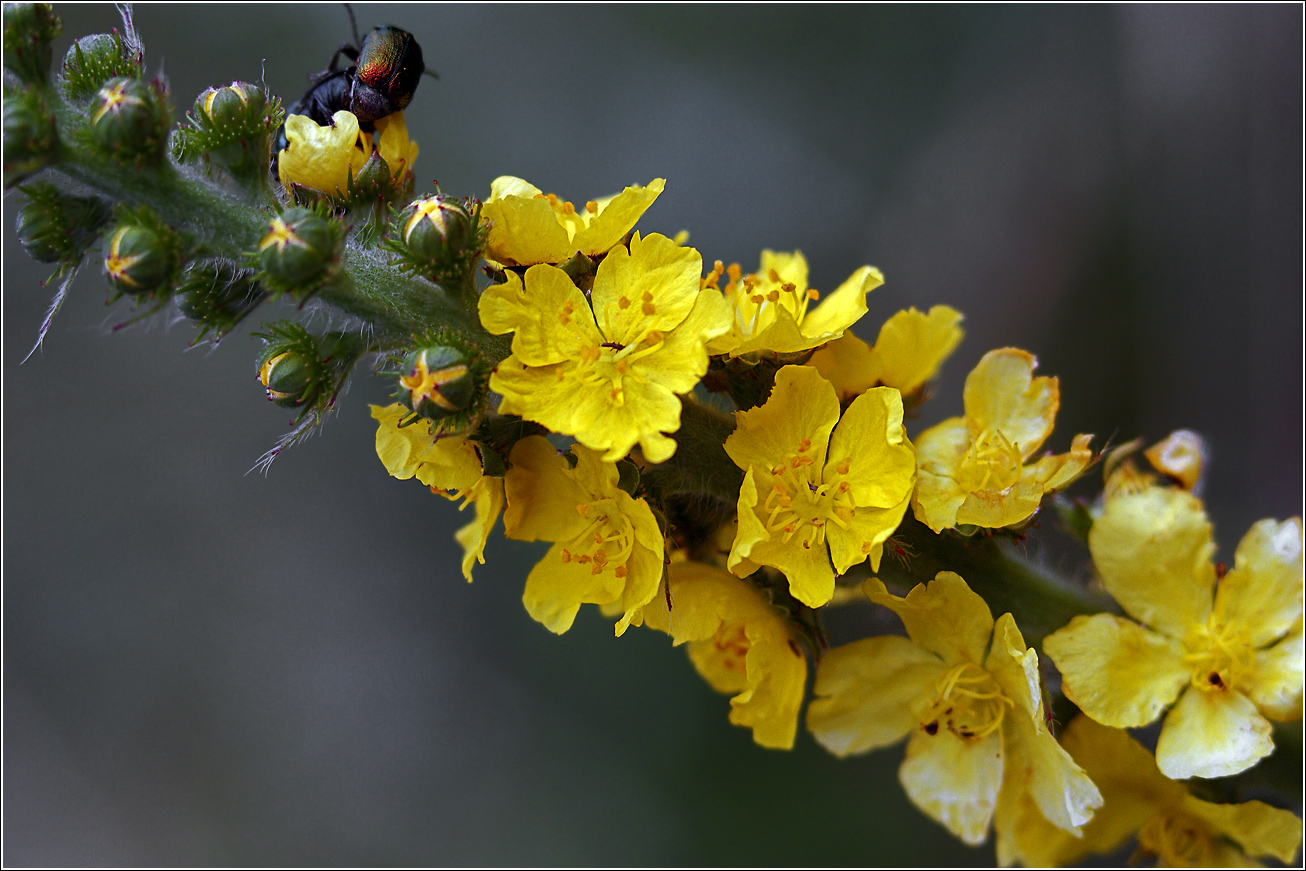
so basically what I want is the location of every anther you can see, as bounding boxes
[585,201,598,214]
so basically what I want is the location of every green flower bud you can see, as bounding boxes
[89,77,170,166]
[173,82,282,177]
[392,333,489,431]
[256,208,342,296]
[3,3,61,87]
[174,261,266,343]
[388,194,483,283]
[103,221,177,297]
[2,85,58,187]
[252,323,362,415]
[14,181,111,264]
[59,31,140,103]
[257,348,320,408]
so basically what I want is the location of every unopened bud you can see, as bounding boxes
[14,181,111,264]
[59,31,139,103]
[256,208,342,295]
[3,3,61,87]
[175,261,266,343]
[398,345,478,420]
[389,194,482,283]
[253,323,361,413]
[89,77,170,166]
[103,220,178,297]
[2,86,58,186]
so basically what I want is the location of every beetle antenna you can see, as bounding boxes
[423,68,440,81]
[343,2,360,48]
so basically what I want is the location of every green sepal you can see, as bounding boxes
[3,3,61,88]
[58,30,141,104]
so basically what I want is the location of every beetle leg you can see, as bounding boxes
[328,44,360,73]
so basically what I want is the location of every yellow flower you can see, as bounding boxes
[808,572,1102,848]
[808,305,964,402]
[912,348,1093,532]
[278,110,417,196]
[725,364,916,608]
[704,250,882,358]
[370,404,503,583]
[502,435,665,635]
[481,175,665,267]
[999,716,1302,867]
[634,561,806,749]
[1043,485,1303,780]
[480,232,731,463]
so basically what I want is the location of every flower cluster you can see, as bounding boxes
[8,6,1300,864]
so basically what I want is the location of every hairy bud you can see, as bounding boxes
[2,85,58,187]
[3,2,61,87]
[253,323,363,417]
[255,208,344,297]
[88,77,170,166]
[392,332,489,431]
[102,209,181,298]
[59,30,141,103]
[174,261,267,344]
[386,194,484,285]
[15,181,111,265]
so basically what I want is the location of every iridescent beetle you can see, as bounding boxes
[275,6,435,156]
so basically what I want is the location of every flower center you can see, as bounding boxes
[566,314,666,407]
[558,498,634,579]
[955,428,1023,492]
[920,662,1012,742]
[1137,810,1216,867]
[713,262,821,341]
[757,445,880,558]
[1183,616,1254,692]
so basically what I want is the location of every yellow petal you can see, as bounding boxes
[954,479,1044,529]
[1155,686,1274,779]
[1024,432,1095,493]
[1043,613,1188,728]
[481,176,573,266]
[570,179,665,258]
[1181,795,1303,864]
[591,232,701,345]
[644,562,806,749]
[1246,617,1304,721]
[807,331,880,402]
[963,348,1058,458]
[479,266,602,366]
[370,403,482,492]
[864,573,994,666]
[373,110,418,177]
[724,364,839,488]
[827,385,915,509]
[911,417,972,532]
[277,111,364,195]
[1089,485,1217,637]
[867,305,964,395]
[807,635,945,756]
[502,435,595,543]
[900,725,1004,846]
[454,477,504,583]
[796,264,882,342]
[1214,517,1304,649]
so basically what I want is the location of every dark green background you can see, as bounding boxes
[5,4,1302,865]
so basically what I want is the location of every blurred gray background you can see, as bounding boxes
[4,3,1302,865]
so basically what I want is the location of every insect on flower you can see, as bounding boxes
[274,5,436,157]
